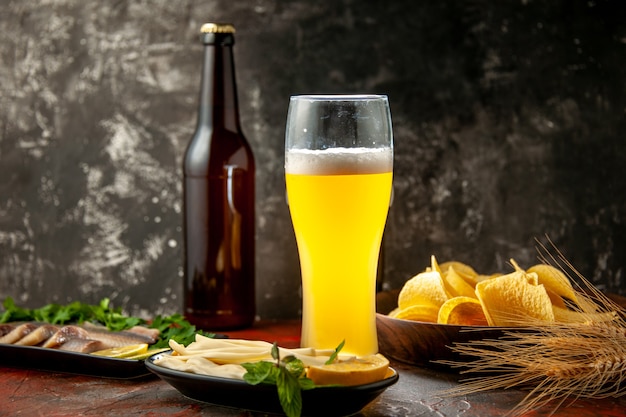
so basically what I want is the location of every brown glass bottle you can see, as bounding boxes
[183,23,255,330]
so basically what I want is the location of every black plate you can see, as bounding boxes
[0,343,151,379]
[145,352,399,416]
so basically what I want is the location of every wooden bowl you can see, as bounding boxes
[376,290,626,368]
[375,290,504,368]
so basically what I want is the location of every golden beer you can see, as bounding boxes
[286,147,393,356]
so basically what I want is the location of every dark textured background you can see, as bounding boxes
[1,0,624,320]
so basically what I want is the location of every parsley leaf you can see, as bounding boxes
[148,313,214,349]
[0,297,213,348]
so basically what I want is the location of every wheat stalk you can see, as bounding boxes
[437,238,626,416]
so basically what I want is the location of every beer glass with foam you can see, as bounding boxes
[285,95,393,356]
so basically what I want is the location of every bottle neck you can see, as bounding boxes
[197,35,241,132]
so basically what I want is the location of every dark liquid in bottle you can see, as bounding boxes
[183,159,254,330]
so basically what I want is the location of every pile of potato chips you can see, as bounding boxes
[389,256,616,326]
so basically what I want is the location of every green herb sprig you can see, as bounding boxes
[242,342,314,417]
[325,339,345,365]
[0,297,213,348]
[242,340,345,417]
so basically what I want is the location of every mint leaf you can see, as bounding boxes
[277,366,303,417]
[283,355,305,378]
[298,377,316,390]
[242,361,276,385]
[242,344,317,417]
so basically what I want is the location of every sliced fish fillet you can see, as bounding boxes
[127,325,160,341]
[0,321,161,351]
[0,323,16,337]
[58,338,106,353]
[14,324,59,346]
[84,328,156,348]
[42,325,90,348]
[0,323,39,344]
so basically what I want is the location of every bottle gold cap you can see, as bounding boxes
[201,23,236,34]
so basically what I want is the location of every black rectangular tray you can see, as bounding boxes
[0,343,151,379]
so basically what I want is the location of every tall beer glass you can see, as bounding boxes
[285,95,393,356]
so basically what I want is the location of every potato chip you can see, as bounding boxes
[475,270,555,326]
[389,304,440,322]
[546,289,567,309]
[575,295,603,314]
[439,261,479,286]
[552,305,617,324]
[441,266,477,299]
[437,296,488,326]
[527,264,578,305]
[397,270,450,310]
[475,273,501,284]
[525,271,539,285]
[430,255,443,274]
[391,256,604,328]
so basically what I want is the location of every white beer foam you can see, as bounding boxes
[285,147,393,175]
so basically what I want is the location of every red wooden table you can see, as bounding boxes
[2,320,625,417]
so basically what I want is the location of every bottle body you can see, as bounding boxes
[183,24,255,330]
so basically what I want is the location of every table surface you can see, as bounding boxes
[2,319,625,417]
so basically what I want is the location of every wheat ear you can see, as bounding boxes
[437,238,626,416]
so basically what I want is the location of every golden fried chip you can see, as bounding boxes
[527,264,578,305]
[525,271,539,285]
[552,305,617,324]
[442,266,477,299]
[437,296,488,326]
[430,255,443,274]
[546,288,567,309]
[439,261,479,286]
[397,270,450,310]
[389,304,440,322]
[475,273,502,284]
[475,270,555,326]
